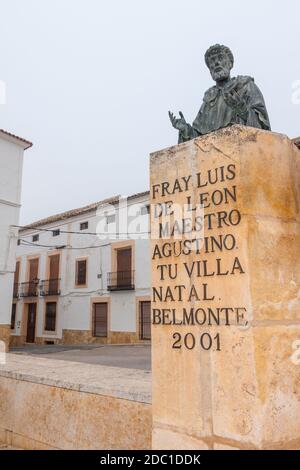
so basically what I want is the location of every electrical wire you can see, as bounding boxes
[19,239,128,251]
[12,224,150,236]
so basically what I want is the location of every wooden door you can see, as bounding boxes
[117,248,132,287]
[140,301,151,340]
[93,303,108,338]
[26,303,37,343]
[49,255,60,293]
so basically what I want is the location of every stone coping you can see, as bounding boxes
[0,354,151,404]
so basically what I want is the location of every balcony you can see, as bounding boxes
[107,271,135,291]
[20,280,39,298]
[40,279,61,296]
[13,283,19,299]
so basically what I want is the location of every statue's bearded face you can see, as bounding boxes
[208,52,232,82]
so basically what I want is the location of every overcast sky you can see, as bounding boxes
[0,0,299,224]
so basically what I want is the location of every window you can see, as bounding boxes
[32,234,39,242]
[52,229,60,237]
[45,302,57,332]
[140,301,151,340]
[17,240,21,246]
[92,303,108,338]
[80,221,89,231]
[75,259,87,286]
[11,304,17,330]
[141,205,150,215]
[106,214,116,225]
[108,245,134,290]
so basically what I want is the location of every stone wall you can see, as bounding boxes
[0,354,152,450]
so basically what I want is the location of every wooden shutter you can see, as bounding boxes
[93,303,108,337]
[49,255,60,279]
[14,261,20,297]
[140,301,151,340]
[14,261,20,284]
[76,259,87,286]
[29,258,39,281]
[28,258,39,296]
[117,248,132,287]
[49,255,60,293]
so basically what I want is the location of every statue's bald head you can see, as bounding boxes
[205,45,234,83]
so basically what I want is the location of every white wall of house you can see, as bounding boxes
[12,193,151,343]
[0,132,31,333]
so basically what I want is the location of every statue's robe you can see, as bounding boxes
[178,75,271,143]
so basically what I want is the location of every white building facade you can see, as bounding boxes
[0,130,32,351]
[11,191,151,346]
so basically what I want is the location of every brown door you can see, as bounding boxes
[140,301,151,340]
[49,255,60,293]
[117,248,132,287]
[28,258,39,296]
[26,303,37,343]
[92,303,108,338]
[13,261,20,297]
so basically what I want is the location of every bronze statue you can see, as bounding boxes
[169,44,271,143]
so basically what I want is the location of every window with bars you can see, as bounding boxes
[140,301,151,340]
[52,229,60,237]
[75,259,87,286]
[11,304,17,330]
[45,302,57,332]
[80,221,88,231]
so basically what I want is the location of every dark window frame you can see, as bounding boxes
[75,259,87,286]
[45,302,57,332]
[141,205,150,215]
[80,221,89,231]
[11,304,17,330]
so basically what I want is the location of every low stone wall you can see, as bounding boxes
[0,354,152,450]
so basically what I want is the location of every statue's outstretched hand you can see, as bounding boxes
[169,111,188,132]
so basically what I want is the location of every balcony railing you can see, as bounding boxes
[40,279,61,296]
[20,280,39,298]
[13,283,19,299]
[107,270,135,291]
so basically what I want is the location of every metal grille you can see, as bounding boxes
[20,280,39,297]
[93,303,108,338]
[140,301,151,340]
[45,302,57,332]
[76,260,87,286]
[107,270,135,291]
[40,279,61,296]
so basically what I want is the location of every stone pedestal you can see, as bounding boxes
[150,126,300,450]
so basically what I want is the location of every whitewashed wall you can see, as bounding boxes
[14,194,151,341]
[0,136,27,327]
